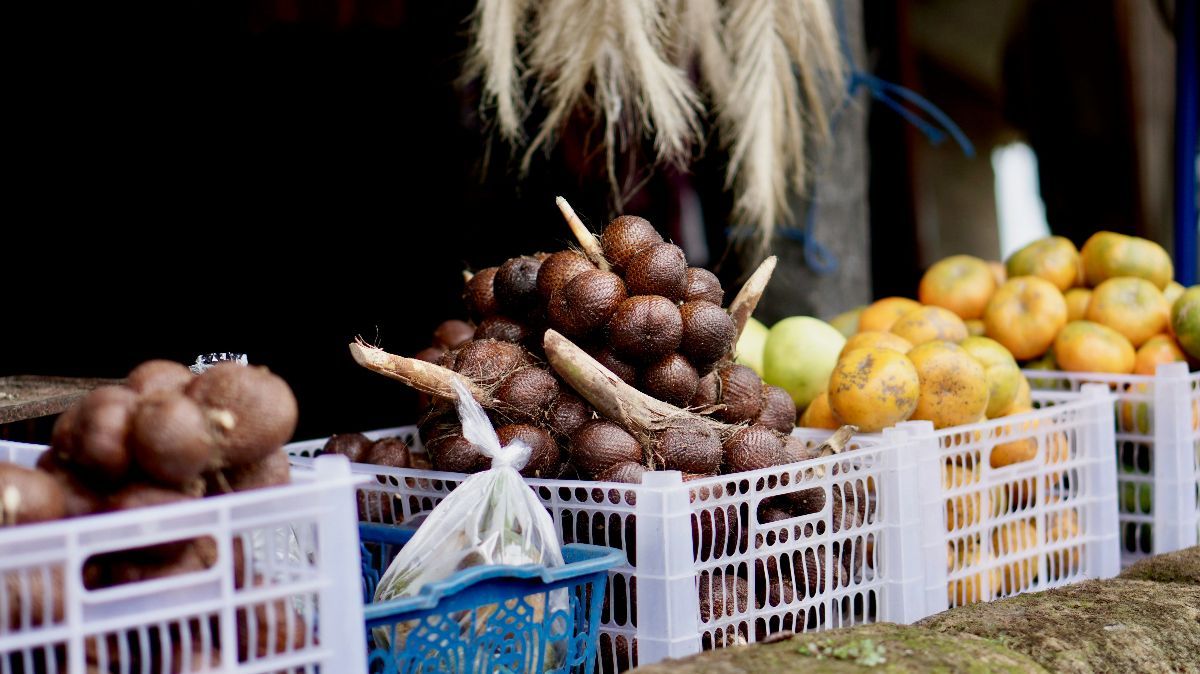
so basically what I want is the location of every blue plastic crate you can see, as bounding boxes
[358,523,621,674]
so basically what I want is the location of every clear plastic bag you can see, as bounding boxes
[189,352,248,374]
[372,380,566,656]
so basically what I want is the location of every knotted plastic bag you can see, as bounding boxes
[372,379,566,654]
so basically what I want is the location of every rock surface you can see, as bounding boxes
[629,624,1047,673]
[920,579,1200,674]
[1118,545,1200,585]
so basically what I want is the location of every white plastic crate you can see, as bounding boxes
[1,440,367,674]
[287,385,1119,669]
[288,426,938,670]
[1023,361,1200,565]
[914,384,1121,614]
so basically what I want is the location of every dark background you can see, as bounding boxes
[2,0,1153,440]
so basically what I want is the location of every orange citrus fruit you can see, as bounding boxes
[919,255,997,319]
[1080,231,1174,289]
[1006,236,1081,291]
[1064,288,1091,321]
[798,391,842,430]
[828,347,920,432]
[983,277,1068,360]
[891,306,969,346]
[858,297,922,333]
[1172,286,1200,360]
[1053,320,1136,374]
[1133,334,1187,375]
[908,341,991,429]
[1085,277,1170,347]
[841,330,913,357]
[989,261,1007,287]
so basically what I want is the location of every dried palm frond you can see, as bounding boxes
[462,0,844,251]
[720,0,844,253]
[523,0,703,186]
[667,0,732,102]
[464,0,534,145]
[783,0,846,140]
[721,0,803,251]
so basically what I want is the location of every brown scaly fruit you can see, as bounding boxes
[698,573,750,648]
[723,425,786,472]
[451,339,530,387]
[608,296,684,363]
[474,316,532,345]
[624,242,688,301]
[600,215,663,272]
[414,347,446,364]
[588,346,639,386]
[432,320,474,350]
[640,352,699,407]
[3,566,64,627]
[464,267,500,319]
[496,424,560,477]
[754,385,797,433]
[569,421,644,477]
[0,463,68,525]
[34,450,105,518]
[218,451,292,492]
[593,461,648,483]
[426,433,490,473]
[363,438,411,469]
[322,433,374,462]
[547,269,627,338]
[679,300,736,371]
[691,371,720,407]
[493,367,560,425]
[537,250,596,301]
[684,268,725,305]
[598,633,637,674]
[716,364,764,423]
[652,422,722,474]
[547,391,593,440]
[235,582,309,661]
[61,385,139,483]
[691,492,750,563]
[493,256,543,316]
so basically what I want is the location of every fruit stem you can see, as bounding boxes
[728,255,777,343]
[1,486,19,526]
[543,330,727,469]
[809,424,859,478]
[818,425,858,457]
[556,196,611,271]
[348,340,492,404]
[211,470,234,495]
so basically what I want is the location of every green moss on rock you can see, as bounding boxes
[629,624,1048,673]
[919,579,1200,673]
[1119,546,1200,585]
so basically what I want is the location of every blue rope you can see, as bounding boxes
[768,0,975,276]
